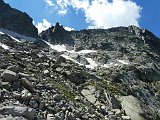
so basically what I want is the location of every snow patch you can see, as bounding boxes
[76,50,97,54]
[46,42,97,54]
[46,42,131,69]
[85,58,98,69]
[64,26,74,31]
[61,54,82,65]
[117,59,130,65]
[45,41,67,52]
[0,28,36,42]
[9,35,21,43]
[0,31,4,34]
[0,43,9,49]
[102,62,114,68]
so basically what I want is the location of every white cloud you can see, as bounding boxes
[58,9,67,15]
[47,0,142,29]
[64,26,75,31]
[35,18,74,33]
[45,0,55,6]
[85,0,141,28]
[32,20,35,25]
[36,19,51,33]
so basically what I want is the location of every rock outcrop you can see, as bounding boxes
[40,22,74,45]
[0,0,38,37]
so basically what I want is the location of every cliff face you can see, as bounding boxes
[0,0,38,37]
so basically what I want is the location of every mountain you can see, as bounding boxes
[0,0,38,37]
[0,1,160,120]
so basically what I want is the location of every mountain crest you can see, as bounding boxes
[0,0,38,37]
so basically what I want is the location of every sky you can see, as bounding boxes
[4,0,160,37]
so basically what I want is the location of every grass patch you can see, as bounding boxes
[86,79,124,96]
[50,80,76,101]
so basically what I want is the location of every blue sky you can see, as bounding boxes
[4,0,160,37]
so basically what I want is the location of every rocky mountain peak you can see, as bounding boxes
[53,22,65,33]
[40,22,74,45]
[0,0,38,37]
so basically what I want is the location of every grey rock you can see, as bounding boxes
[81,89,98,104]
[21,78,34,93]
[7,65,20,72]
[104,92,121,109]
[18,73,30,78]
[66,112,76,120]
[53,94,63,102]
[119,95,146,120]
[29,99,39,109]
[0,114,5,119]
[112,109,122,117]
[56,68,63,72]
[21,89,32,100]
[43,70,50,75]
[47,114,54,120]
[13,92,21,98]
[109,115,117,120]
[0,79,2,88]
[0,106,36,120]
[121,115,131,120]
[69,53,79,59]
[0,89,2,99]
[1,70,18,82]
[12,80,21,90]
[1,81,10,89]
[39,101,45,110]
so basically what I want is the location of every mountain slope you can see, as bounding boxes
[40,24,160,120]
[0,1,160,120]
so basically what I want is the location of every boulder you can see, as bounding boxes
[47,114,54,120]
[53,94,63,102]
[119,95,146,120]
[104,92,121,109]
[7,65,20,72]
[1,70,18,82]
[21,89,32,100]
[21,78,34,93]
[18,73,30,78]
[122,115,131,120]
[69,53,79,59]
[0,106,36,120]
[81,89,98,104]
[0,89,2,99]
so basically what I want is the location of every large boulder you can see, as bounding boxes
[0,106,37,120]
[1,70,18,82]
[119,95,149,120]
